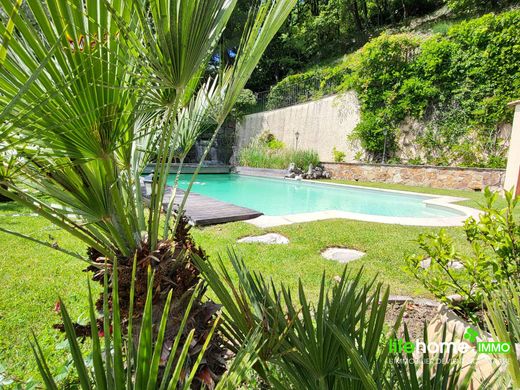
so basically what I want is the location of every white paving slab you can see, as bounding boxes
[322,247,365,263]
[237,233,289,245]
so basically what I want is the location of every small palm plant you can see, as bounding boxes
[32,258,261,388]
[0,0,296,382]
[485,285,520,387]
[193,252,484,388]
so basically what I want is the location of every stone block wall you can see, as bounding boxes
[322,162,505,191]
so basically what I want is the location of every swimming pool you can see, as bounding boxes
[168,174,477,226]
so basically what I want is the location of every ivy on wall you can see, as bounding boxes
[266,9,520,167]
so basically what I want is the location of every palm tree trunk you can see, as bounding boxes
[86,219,227,388]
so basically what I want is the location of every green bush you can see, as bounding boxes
[266,61,352,110]
[258,131,285,149]
[266,10,520,167]
[447,0,516,15]
[332,147,346,162]
[407,188,520,322]
[194,253,481,388]
[231,89,257,119]
[266,72,321,110]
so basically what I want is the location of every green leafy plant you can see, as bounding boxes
[407,188,520,320]
[447,0,515,14]
[238,137,319,170]
[485,284,520,387]
[266,9,520,166]
[32,258,261,389]
[231,89,257,120]
[258,131,285,150]
[193,251,480,388]
[332,147,346,162]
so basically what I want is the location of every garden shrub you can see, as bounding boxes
[258,131,285,150]
[266,9,520,167]
[266,71,322,110]
[406,188,520,322]
[231,89,257,119]
[447,0,516,15]
[332,147,346,162]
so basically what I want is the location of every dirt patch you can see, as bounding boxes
[385,301,439,341]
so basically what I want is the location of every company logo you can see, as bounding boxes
[389,327,511,356]
[463,328,478,343]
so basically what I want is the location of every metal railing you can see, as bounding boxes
[245,75,339,115]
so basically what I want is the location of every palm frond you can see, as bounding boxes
[485,285,520,387]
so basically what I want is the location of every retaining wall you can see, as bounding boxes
[235,92,361,162]
[322,162,505,191]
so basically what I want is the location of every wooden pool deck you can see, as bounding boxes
[142,184,263,226]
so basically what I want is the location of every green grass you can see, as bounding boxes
[0,202,94,386]
[0,180,506,384]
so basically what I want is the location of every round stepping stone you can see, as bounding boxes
[321,247,365,263]
[419,257,464,270]
[237,233,289,245]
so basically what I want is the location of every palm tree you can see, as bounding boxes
[0,0,295,384]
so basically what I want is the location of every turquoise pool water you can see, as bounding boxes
[168,174,463,218]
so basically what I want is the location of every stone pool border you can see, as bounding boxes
[236,173,482,228]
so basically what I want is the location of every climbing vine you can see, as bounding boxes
[267,9,520,167]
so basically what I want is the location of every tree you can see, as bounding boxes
[0,0,295,384]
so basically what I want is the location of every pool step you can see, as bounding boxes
[141,183,263,226]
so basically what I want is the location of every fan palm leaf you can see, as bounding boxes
[1,0,296,383]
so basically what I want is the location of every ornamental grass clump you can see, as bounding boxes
[238,132,319,170]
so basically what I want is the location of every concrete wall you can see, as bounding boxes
[236,92,513,167]
[235,92,361,162]
[504,101,520,194]
[322,162,505,191]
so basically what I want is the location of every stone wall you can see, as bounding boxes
[235,92,362,162]
[322,162,505,191]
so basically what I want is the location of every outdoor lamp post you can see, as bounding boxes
[295,131,300,150]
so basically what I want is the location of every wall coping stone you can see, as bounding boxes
[321,161,505,173]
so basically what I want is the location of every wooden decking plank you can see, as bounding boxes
[143,184,262,226]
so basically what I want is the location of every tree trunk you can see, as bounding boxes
[350,0,364,31]
[85,220,227,388]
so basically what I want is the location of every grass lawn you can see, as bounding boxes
[0,180,507,384]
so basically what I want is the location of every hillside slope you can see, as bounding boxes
[264,8,520,168]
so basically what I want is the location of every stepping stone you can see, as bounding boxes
[321,247,365,263]
[419,258,431,269]
[237,233,289,245]
[419,258,464,270]
[448,261,464,270]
